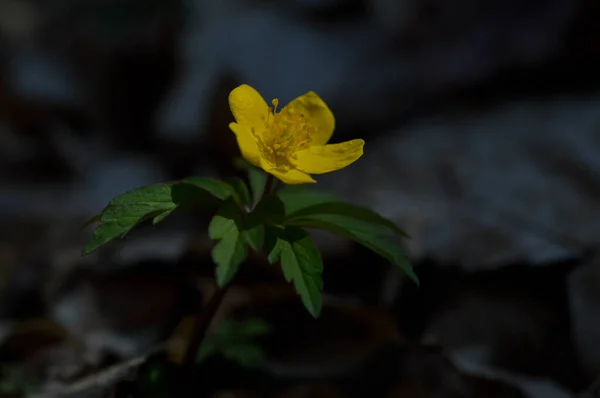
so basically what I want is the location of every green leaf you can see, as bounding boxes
[226,177,251,206]
[222,344,265,367]
[289,218,418,285]
[242,213,265,252]
[276,186,341,216]
[83,177,232,255]
[178,177,233,200]
[248,166,268,206]
[212,236,247,287]
[208,199,242,239]
[279,196,416,283]
[108,184,173,205]
[241,194,286,252]
[287,202,409,238]
[232,156,251,170]
[196,339,219,363]
[100,202,172,222]
[197,318,270,368]
[209,200,248,287]
[80,214,101,230]
[0,365,42,395]
[83,184,174,254]
[152,208,175,225]
[265,225,284,266]
[274,226,323,318]
[252,194,286,225]
[217,318,271,339]
[292,213,394,238]
[236,318,271,336]
[83,221,136,254]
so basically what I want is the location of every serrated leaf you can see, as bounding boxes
[80,214,101,230]
[237,318,271,336]
[289,218,418,285]
[109,184,173,205]
[222,344,265,367]
[226,177,251,206]
[265,226,292,282]
[83,178,231,255]
[100,202,173,222]
[242,213,265,252]
[215,318,271,340]
[208,199,243,239]
[287,202,409,238]
[248,166,268,206]
[346,230,416,284]
[232,156,251,170]
[252,194,285,225]
[279,250,295,283]
[265,226,284,266]
[240,195,285,252]
[179,177,233,200]
[209,199,248,287]
[83,217,138,254]
[153,208,175,225]
[196,318,270,368]
[276,226,323,318]
[276,186,341,215]
[212,233,247,287]
[292,213,394,238]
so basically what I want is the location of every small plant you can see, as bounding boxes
[82,84,417,319]
[196,318,271,367]
[0,364,42,396]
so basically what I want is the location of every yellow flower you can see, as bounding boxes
[228,84,365,184]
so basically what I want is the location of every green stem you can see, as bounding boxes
[180,172,277,377]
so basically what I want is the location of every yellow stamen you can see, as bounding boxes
[257,106,316,168]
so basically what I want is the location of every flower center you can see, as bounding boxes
[257,98,315,168]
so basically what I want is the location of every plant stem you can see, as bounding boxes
[181,283,230,371]
[179,172,276,386]
[264,173,275,196]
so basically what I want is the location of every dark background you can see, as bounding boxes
[1,0,600,397]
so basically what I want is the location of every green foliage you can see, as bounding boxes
[276,186,340,215]
[197,318,270,367]
[284,201,418,285]
[286,202,409,238]
[240,194,286,252]
[226,177,251,207]
[252,194,286,225]
[82,178,233,255]
[178,177,233,201]
[233,156,268,207]
[266,226,323,317]
[0,365,42,396]
[242,212,265,252]
[136,361,170,398]
[209,199,248,287]
[247,166,268,206]
[82,169,418,318]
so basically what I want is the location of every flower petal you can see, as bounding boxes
[228,84,269,131]
[294,139,365,174]
[283,91,335,145]
[229,122,261,167]
[264,166,316,185]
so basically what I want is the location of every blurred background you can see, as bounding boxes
[1,0,600,396]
